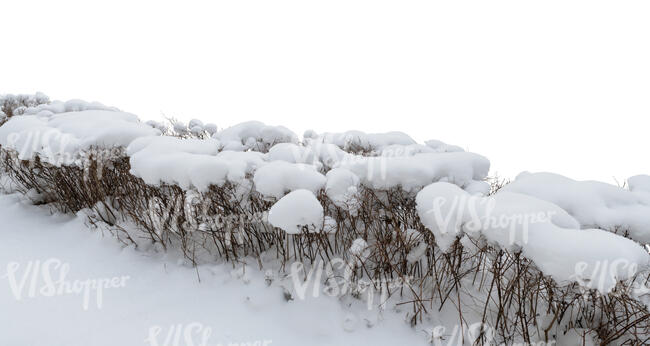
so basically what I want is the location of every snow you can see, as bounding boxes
[0,193,424,346]
[213,121,299,152]
[416,182,650,293]
[350,238,368,256]
[128,136,265,191]
[189,119,204,129]
[325,168,361,210]
[267,189,324,234]
[629,174,650,193]
[317,130,416,152]
[23,99,118,115]
[501,172,650,244]
[2,104,650,344]
[253,161,326,199]
[0,110,159,166]
[0,93,50,115]
[335,152,490,193]
[266,142,317,165]
[204,123,218,135]
[424,139,464,153]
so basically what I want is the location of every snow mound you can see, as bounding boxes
[416,182,650,293]
[424,139,464,153]
[266,143,318,165]
[335,152,490,193]
[317,130,416,152]
[23,99,119,115]
[128,136,264,191]
[213,121,299,152]
[325,168,361,210]
[253,161,326,199]
[0,110,159,166]
[629,175,650,193]
[501,172,650,244]
[268,189,324,234]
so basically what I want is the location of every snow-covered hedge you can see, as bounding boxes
[1,94,649,344]
[0,92,50,124]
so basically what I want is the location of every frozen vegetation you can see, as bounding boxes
[0,93,649,345]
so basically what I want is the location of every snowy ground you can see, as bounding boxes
[0,193,427,346]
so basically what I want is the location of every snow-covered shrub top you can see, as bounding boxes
[0,108,159,166]
[315,130,416,152]
[628,174,650,194]
[0,92,50,118]
[416,182,650,293]
[213,121,299,152]
[127,136,264,191]
[325,168,361,211]
[268,189,324,234]
[424,139,464,153]
[21,99,118,115]
[501,172,650,244]
[335,152,490,193]
[253,161,326,199]
[121,120,491,198]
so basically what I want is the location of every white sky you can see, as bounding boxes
[3,0,649,183]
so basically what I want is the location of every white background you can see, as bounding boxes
[3,0,649,183]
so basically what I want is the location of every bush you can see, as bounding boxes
[0,113,648,345]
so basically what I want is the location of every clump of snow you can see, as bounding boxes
[22,99,117,115]
[502,172,650,244]
[424,139,464,153]
[253,161,326,199]
[128,136,225,191]
[305,141,350,168]
[317,130,416,152]
[145,120,168,133]
[189,119,204,129]
[214,121,299,152]
[416,182,650,293]
[204,123,218,135]
[406,242,428,263]
[350,238,368,256]
[378,144,435,157]
[266,143,318,165]
[172,121,189,136]
[303,129,318,139]
[268,189,324,234]
[325,168,361,211]
[0,110,159,166]
[335,152,490,193]
[0,92,50,116]
[628,175,650,193]
[128,136,264,191]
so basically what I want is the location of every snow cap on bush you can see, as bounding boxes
[253,161,326,199]
[502,172,650,244]
[0,109,159,166]
[214,121,299,152]
[416,182,650,293]
[268,189,324,234]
